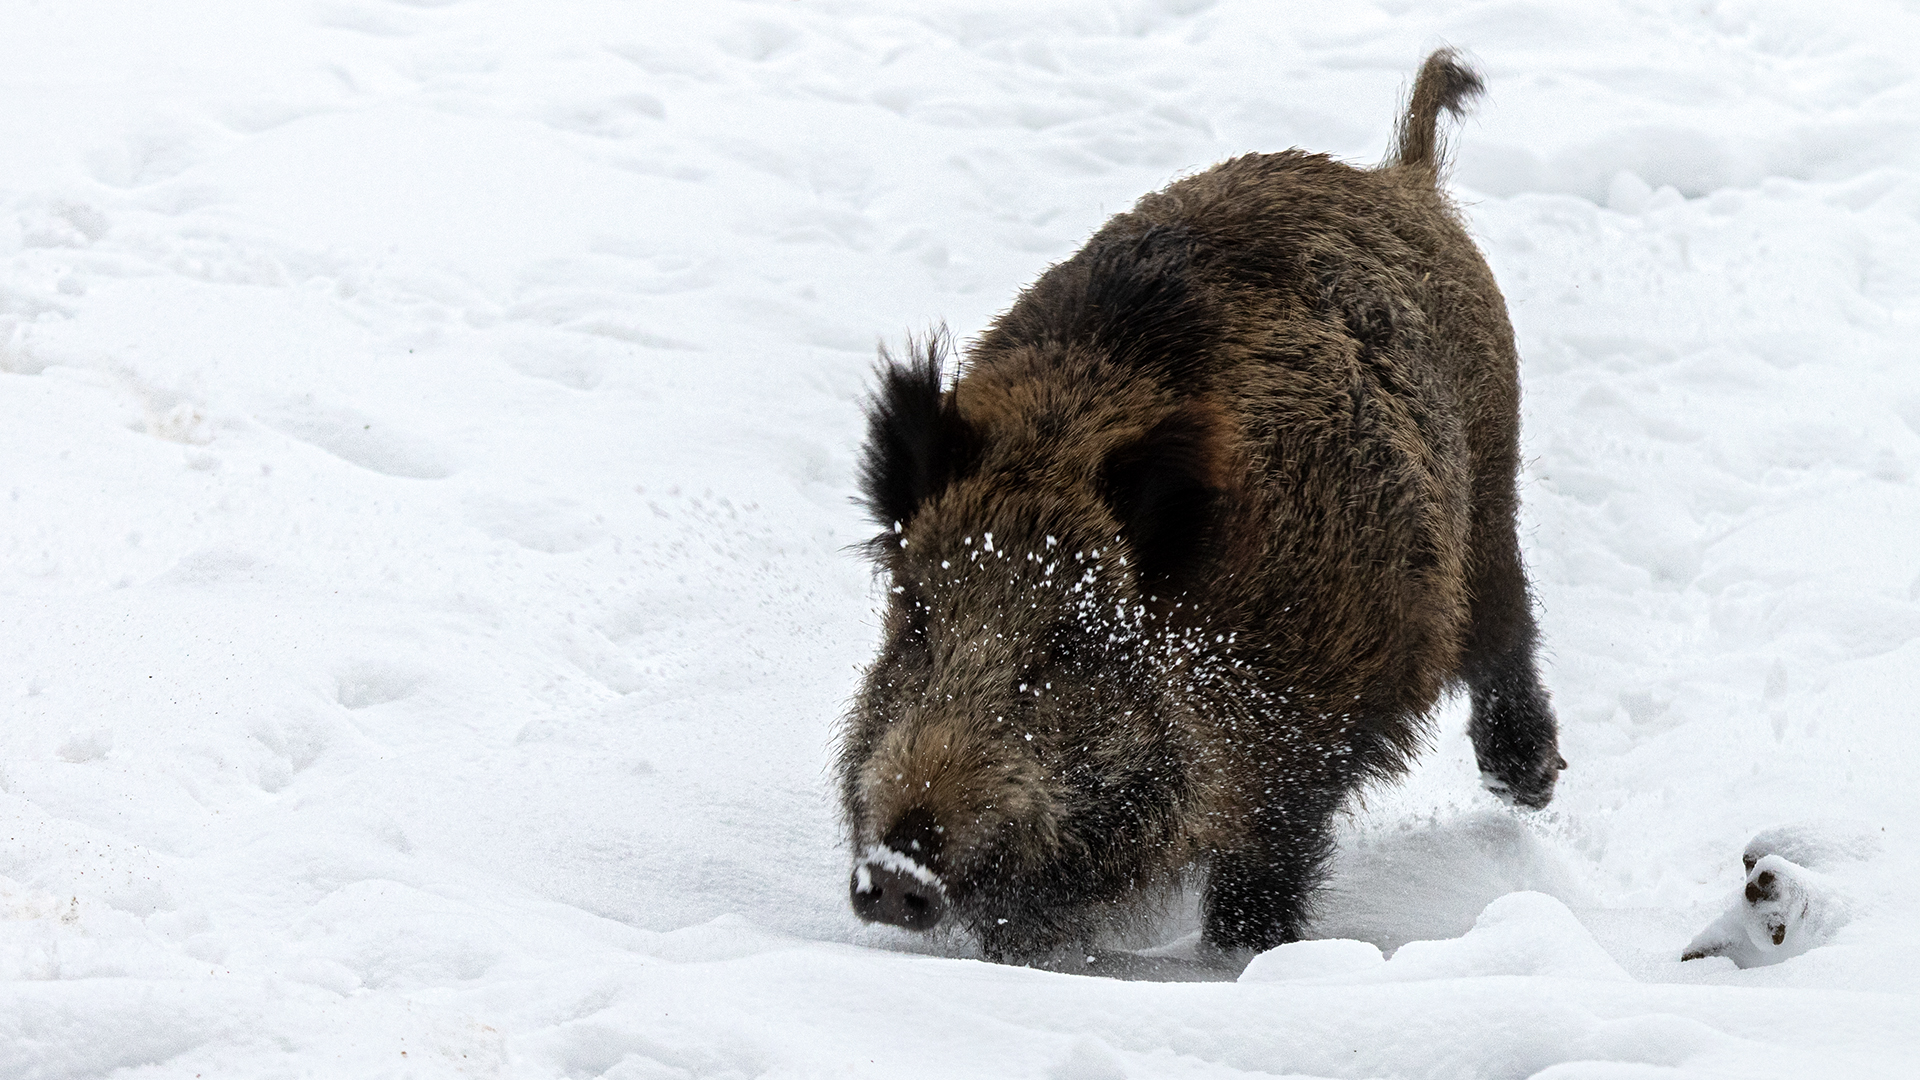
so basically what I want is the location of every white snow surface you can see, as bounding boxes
[4,1,1919,1076]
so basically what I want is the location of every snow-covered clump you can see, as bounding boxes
[1684,821,1885,967]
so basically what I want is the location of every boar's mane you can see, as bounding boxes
[978,224,1220,384]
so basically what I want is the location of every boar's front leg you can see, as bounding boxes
[973,878,1104,967]
[1200,799,1339,955]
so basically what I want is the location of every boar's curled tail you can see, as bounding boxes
[1390,48,1484,177]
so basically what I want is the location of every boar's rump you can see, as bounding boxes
[838,49,1566,970]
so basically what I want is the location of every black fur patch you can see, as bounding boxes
[1101,404,1224,588]
[882,805,945,863]
[984,225,1217,384]
[856,335,979,532]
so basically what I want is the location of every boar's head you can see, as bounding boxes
[838,336,1241,960]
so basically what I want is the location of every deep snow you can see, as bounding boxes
[4,1,1919,1077]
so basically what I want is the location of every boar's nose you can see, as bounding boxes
[850,848,947,931]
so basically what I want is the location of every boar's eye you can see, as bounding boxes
[1100,403,1225,589]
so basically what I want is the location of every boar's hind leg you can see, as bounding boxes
[1461,497,1566,809]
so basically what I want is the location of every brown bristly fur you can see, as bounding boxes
[839,49,1564,969]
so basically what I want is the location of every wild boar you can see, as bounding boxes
[839,49,1566,969]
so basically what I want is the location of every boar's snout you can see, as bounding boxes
[851,847,947,930]
[851,805,950,930]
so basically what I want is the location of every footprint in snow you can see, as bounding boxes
[265,398,457,479]
[19,199,109,248]
[335,660,424,711]
[85,127,205,190]
[1682,821,1880,967]
[465,495,609,554]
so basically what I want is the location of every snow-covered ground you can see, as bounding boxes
[4,1,1918,1076]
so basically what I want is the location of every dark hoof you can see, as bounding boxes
[1480,750,1567,810]
[1468,678,1566,810]
[851,849,947,931]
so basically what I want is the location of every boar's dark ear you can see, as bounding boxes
[1101,404,1226,589]
[857,334,979,533]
